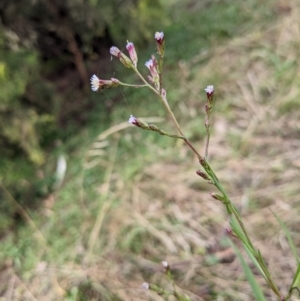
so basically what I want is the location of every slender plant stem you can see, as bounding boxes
[205,125,210,159]
[133,68,160,95]
[119,82,148,88]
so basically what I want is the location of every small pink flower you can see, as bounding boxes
[204,85,214,96]
[126,42,138,67]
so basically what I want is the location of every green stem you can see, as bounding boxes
[133,67,160,96]
[119,82,148,88]
[205,123,210,159]
[133,67,198,154]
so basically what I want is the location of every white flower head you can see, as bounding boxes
[142,282,150,290]
[126,41,134,48]
[128,115,137,125]
[145,58,159,80]
[155,32,164,41]
[90,74,100,92]
[204,85,214,94]
[145,59,153,69]
[161,261,169,268]
[110,46,121,57]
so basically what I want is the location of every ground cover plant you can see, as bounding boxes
[1,0,300,300]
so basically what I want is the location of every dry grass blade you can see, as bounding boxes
[86,139,119,256]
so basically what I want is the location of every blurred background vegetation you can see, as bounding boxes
[0,0,163,224]
[1,0,300,300]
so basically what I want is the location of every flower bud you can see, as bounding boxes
[145,58,159,87]
[128,115,138,125]
[196,170,210,181]
[126,41,138,67]
[226,227,233,235]
[145,59,159,77]
[147,75,154,84]
[110,46,121,57]
[226,227,238,238]
[155,31,165,57]
[128,115,149,129]
[210,192,225,202]
[199,157,208,169]
[110,46,134,69]
[205,85,214,111]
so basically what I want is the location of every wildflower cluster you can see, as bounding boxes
[90,32,297,301]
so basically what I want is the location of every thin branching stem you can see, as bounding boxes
[133,68,160,95]
[133,67,186,139]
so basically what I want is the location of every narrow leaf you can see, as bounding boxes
[243,245,268,282]
[229,239,267,301]
[229,217,269,283]
[271,209,299,263]
[289,263,300,293]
